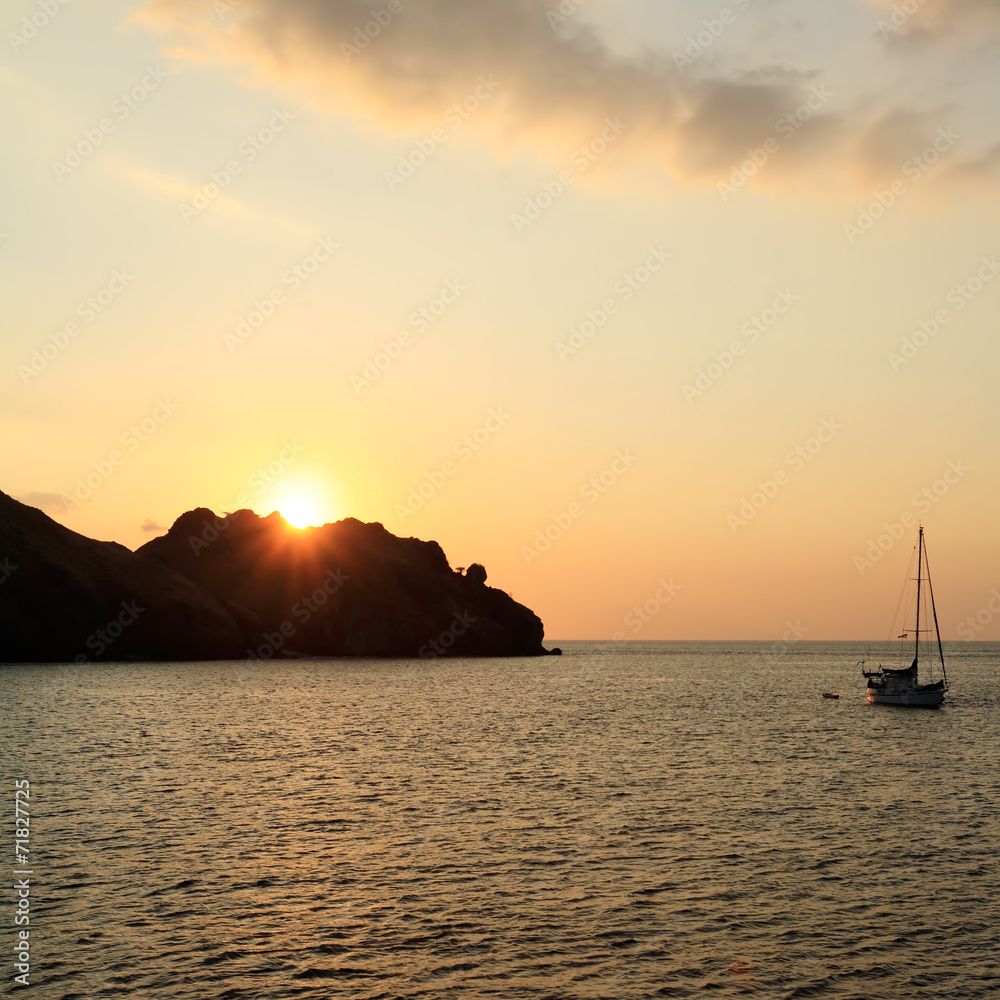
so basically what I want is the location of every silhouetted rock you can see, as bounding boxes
[0,491,245,662]
[137,509,551,659]
[0,490,554,661]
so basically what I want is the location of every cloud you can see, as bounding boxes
[14,491,73,513]
[134,0,996,197]
[126,166,196,200]
[137,0,686,164]
[934,140,1000,187]
[673,77,847,177]
[848,108,942,176]
[866,0,1000,43]
[122,165,315,234]
[140,518,168,533]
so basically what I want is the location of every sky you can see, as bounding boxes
[3,0,999,641]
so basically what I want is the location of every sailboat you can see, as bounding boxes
[860,526,948,708]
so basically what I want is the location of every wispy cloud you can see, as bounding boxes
[122,164,315,234]
[15,491,73,513]
[126,166,194,200]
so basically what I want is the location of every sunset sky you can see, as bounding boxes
[3,0,999,641]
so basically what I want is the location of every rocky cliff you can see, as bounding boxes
[0,492,244,662]
[137,507,549,659]
[0,491,552,662]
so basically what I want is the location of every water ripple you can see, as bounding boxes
[2,641,999,998]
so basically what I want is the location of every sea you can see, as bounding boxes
[2,641,999,1000]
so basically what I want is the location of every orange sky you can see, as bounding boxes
[3,0,999,640]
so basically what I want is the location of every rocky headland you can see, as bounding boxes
[0,490,554,662]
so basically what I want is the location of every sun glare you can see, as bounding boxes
[280,496,321,529]
[265,482,333,530]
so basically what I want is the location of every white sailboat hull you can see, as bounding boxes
[859,527,950,708]
[866,687,944,708]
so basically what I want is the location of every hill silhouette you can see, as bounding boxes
[0,491,554,662]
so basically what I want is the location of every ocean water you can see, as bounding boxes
[2,641,999,1000]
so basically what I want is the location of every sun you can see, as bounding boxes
[279,495,322,529]
[267,483,332,530]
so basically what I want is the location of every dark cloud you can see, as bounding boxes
[140,518,168,534]
[136,0,997,195]
[139,0,832,178]
[141,0,683,156]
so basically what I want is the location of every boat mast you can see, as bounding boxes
[914,525,923,670]
[923,531,949,687]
